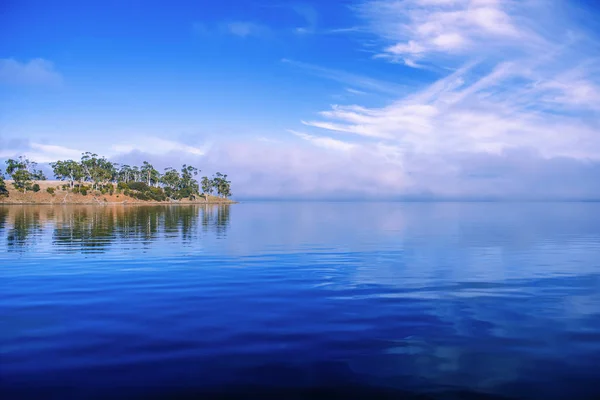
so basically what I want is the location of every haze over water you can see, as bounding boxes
[2,203,600,399]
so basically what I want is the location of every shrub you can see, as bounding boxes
[177,187,193,199]
[99,183,114,195]
[80,188,88,196]
[32,183,41,192]
[46,187,55,195]
[127,182,150,192]
[148,187,166,201]
[131,191,150,201]
[0,174,8,197]
[164,187,175,198]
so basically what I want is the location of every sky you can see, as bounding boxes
[1,0,600,200]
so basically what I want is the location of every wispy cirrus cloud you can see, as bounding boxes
[299,0,600,157]
[289,130,356,152]
[0,58,62,86]
[354,0,534,67]
[281,58,407,96]
[346,87,368,95]
[284,0,600,198]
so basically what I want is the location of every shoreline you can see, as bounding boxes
[0,180,237,206]
[0,201,238,205]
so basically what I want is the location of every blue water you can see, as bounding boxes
[1,203,600,399]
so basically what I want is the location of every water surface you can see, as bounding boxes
[2,203,600,399]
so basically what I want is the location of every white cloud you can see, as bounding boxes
[356,0,529,65]
[346,88,368,95]
[112,139,600,200]
[290,130,356,152]
[297,0,600,161]
[0,58,62,86]
[431,32,467,50]
[111,137,207,156]
[274,0,600,198]
[0,143,82,163]
[2,135,599,199]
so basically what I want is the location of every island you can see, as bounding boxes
[0,154,236,205]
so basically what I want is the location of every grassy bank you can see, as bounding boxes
[0,181,237,205]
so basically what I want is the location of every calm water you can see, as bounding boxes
[2,203,600,399]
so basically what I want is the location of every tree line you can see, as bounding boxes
[0,153,232,201]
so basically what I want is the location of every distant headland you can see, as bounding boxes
[0,154,235,205]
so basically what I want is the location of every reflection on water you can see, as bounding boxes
[1,205,230,254]
[2,202,600,400]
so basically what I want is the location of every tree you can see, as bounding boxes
[212,172,232,198]
[219,174,231,198]
[131,166,141,182]
[80,152,116,190]
[180,164,199,191]
[0,169,8,197]
[51,160,84,189]
[5,156,46,192]
[118,165,133,183]
[175,164,200,199]
[160,167,181,198]
[141,161,160,187]
[201,176,213,200]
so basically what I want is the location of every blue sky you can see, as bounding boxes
[1,0,600,199]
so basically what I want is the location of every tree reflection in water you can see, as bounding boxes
[0,205,231,253]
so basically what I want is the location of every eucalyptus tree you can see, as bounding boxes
[219,176,232,198]
[50,160,84,189]
[201,176,213,199]
[0,169,8,197]
[131,166,141,182]
[5,156,46,192]
[118,165,133,183]
[141,161,161,187]
[180,164,200,194]
[161,167,181,197]
[80,152,116,190]
[212,172,232,198]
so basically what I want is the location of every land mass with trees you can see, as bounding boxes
[0,154,235,205]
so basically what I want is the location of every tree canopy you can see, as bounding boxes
[0,169,8,197]
[5,156,47,192]
[7,153,233,201]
